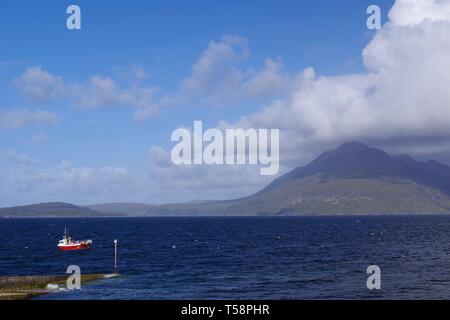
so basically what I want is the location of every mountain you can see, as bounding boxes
[239,141,450,215]
[261,141,450,196]
[0,202,120,218]
[4,142,450,217]
[88,142,450,216]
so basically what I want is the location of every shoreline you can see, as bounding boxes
[2,213,450,219]
[0,273,120,300]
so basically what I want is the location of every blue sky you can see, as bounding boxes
[0,0,393,167]
[12,0,450,206]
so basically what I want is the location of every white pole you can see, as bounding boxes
[114,239,118,273]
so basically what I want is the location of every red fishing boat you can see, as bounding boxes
[57,227,92,251]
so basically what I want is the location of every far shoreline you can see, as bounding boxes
[2,213,450,219]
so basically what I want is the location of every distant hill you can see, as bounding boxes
[4,142,450,217]
[87,142,450,216]
[87,203,160,215]
[0,202,119,218]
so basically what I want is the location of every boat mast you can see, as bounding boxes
[64,225,70,242]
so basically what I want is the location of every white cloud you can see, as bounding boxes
[13,66,166,121]
[223,0,450,167]
[10,38,289,121]
[0,109,57,129]
[4,159,136,204]
[113,64,148,83]
[148,147,272,201]
[0,150,35,166]
[68,74,164,118]
[178,35,289,106]
[242,58,288,99]
[180,35,249,104]
[143,0,450,201]
[388,0,450,26]
[69,76,119,109]
[0,148,267,205]
[12,66,64,103]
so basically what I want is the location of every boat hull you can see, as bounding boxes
[58,243,91,251]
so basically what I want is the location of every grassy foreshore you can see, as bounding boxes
[0,273,120,300]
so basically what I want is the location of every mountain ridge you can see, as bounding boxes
[0,202,121,217]
[261,141,450,196]
[3,141,450,217]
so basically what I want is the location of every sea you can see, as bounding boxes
[1,215,450,300]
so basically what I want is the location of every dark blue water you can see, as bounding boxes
[1,216,450,299]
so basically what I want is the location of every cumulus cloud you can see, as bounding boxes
[179,35,249,104]
[242,58,289,99]
[12,67,64,103]
[178,35,289,105]
[223,0,450,168]
[13,1,450,136]
[388,0,450,26]
[69,76,119,108]
[127,0,450,203]
[10,38,288,122]
[0,109,57,129]
[68,74,165,120]
[147,0,450,198]
[12,65,166,121]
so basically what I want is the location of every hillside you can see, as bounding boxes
[0,202,119,218]
[4,142,450,216]
[89,142,450,216]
